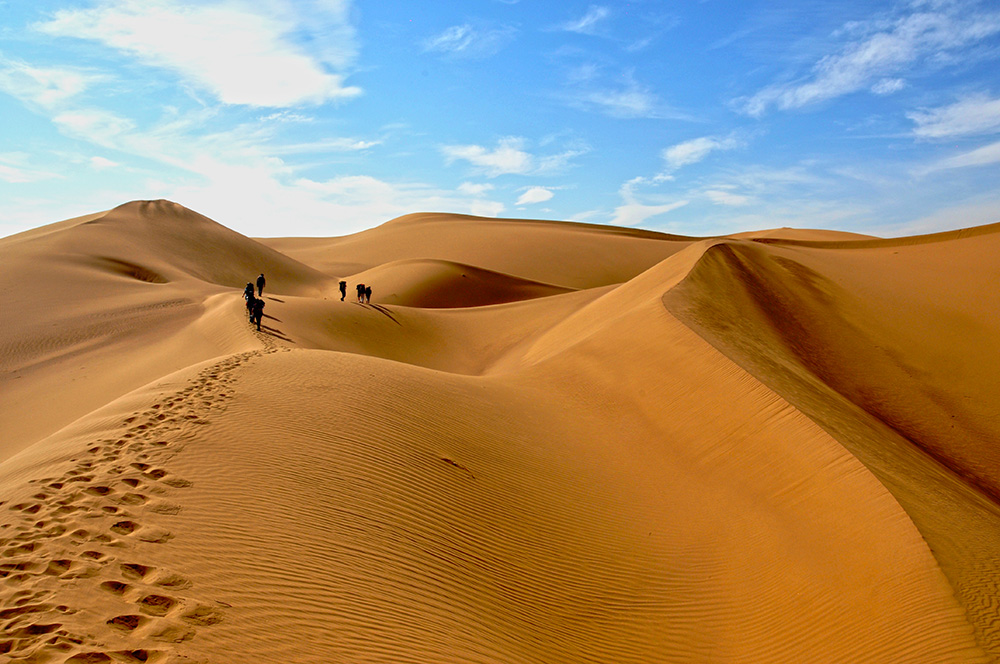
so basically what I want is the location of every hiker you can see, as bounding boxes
[256,273,266,297]
[243,282,254,301]
[365,285,372,304]
[356,283,365,303]
[339,280,347,301]
[246,293,256,322]
[252,297,265,331]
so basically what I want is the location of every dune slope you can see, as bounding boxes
[664,231,1000,658]
[1,202,996,662]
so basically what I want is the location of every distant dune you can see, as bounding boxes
[1,200,997,663]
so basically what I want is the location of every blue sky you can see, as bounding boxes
[1,0,999,238]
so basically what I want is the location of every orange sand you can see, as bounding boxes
[1,200,996,663]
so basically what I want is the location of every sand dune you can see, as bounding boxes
[348,258,575,308]
[1,200,997,662]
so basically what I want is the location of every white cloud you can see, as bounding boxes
[908,94,1000,138]
[0,153,62,183]
[53,109,136,143]
[611,176,687,227]
[267,137,381,155]
[458,182,494,196]
[921,140,1000,172]
[516,186,554,205]
[704,188,751,206]
[441,137,585,177]
[611,199,688,227]
[89,156,119,169]
[876,198,1000,236]
[561,6,610,35]
[36,0,361,107]
[871,78,906,95]
[576,84,657,118]
[442,137,533,176]
[0,57,97,109]
[740,6,1000,116]
[423,24,516,58]
[663,135,743,171]
[562,71,687,120]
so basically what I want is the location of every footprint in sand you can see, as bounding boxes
[99,580,130,596]
[106,613,145,632]
[137,593,177,617]
[120,563,153,580]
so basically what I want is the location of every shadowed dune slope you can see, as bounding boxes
[260,212,697,289]
[664,229,1000,658]
[349,258,574,308]
[1,203,998,662]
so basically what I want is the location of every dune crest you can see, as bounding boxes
[1,203,996,662]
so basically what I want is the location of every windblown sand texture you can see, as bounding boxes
[1,199,997,663]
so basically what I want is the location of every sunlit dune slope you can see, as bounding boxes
[0,200,336,458]
[664,226,1000,658]
[1,199,334,293]
[261,211,697,289]
[0,343,986,663]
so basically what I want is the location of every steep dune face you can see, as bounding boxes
[664,231,1000,658]
[1,203,997,663]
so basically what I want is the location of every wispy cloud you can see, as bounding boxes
[423,23,517,58]
[441,137,585,177]
[560,6,610,35]
[0,153,62,183]
[561,70,689,120]
[36,0,362,107]
[704,187,751,206]
[611,176,688,227]
[908,94,1000,138]
[663,134,744,171]
[920,139,1000,173]
[0,57,99,109]
[457,182,494,196]
[441,137,533,176]
[516,186,554,205]
[739,4,1000,116]
[89,156,120,170]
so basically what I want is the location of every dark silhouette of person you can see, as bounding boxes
[356,283,365,303]
[243,282,254,301]
[365,285,372,304]
[245,293,256,322]
[339,280,347,301]
[256,273,265,297]
[252,297,265,331]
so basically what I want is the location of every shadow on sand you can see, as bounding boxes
[364,303,401,326]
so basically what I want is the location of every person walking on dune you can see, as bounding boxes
[365,285,372,304]
[339,280,347,301]
[256,273,266,297]
[243,281,254,302]
[357,283,365,303]
[246,294,256,322]
[252,297,265,331]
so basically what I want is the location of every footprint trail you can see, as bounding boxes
[0,351,259,663]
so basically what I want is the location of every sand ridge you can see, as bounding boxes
[1,200,997,662]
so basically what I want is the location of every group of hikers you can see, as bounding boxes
[340,280,372,303]
[243,273,266,331]
[242,273,373,333]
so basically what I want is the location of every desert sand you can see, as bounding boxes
[1,199,997,663]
